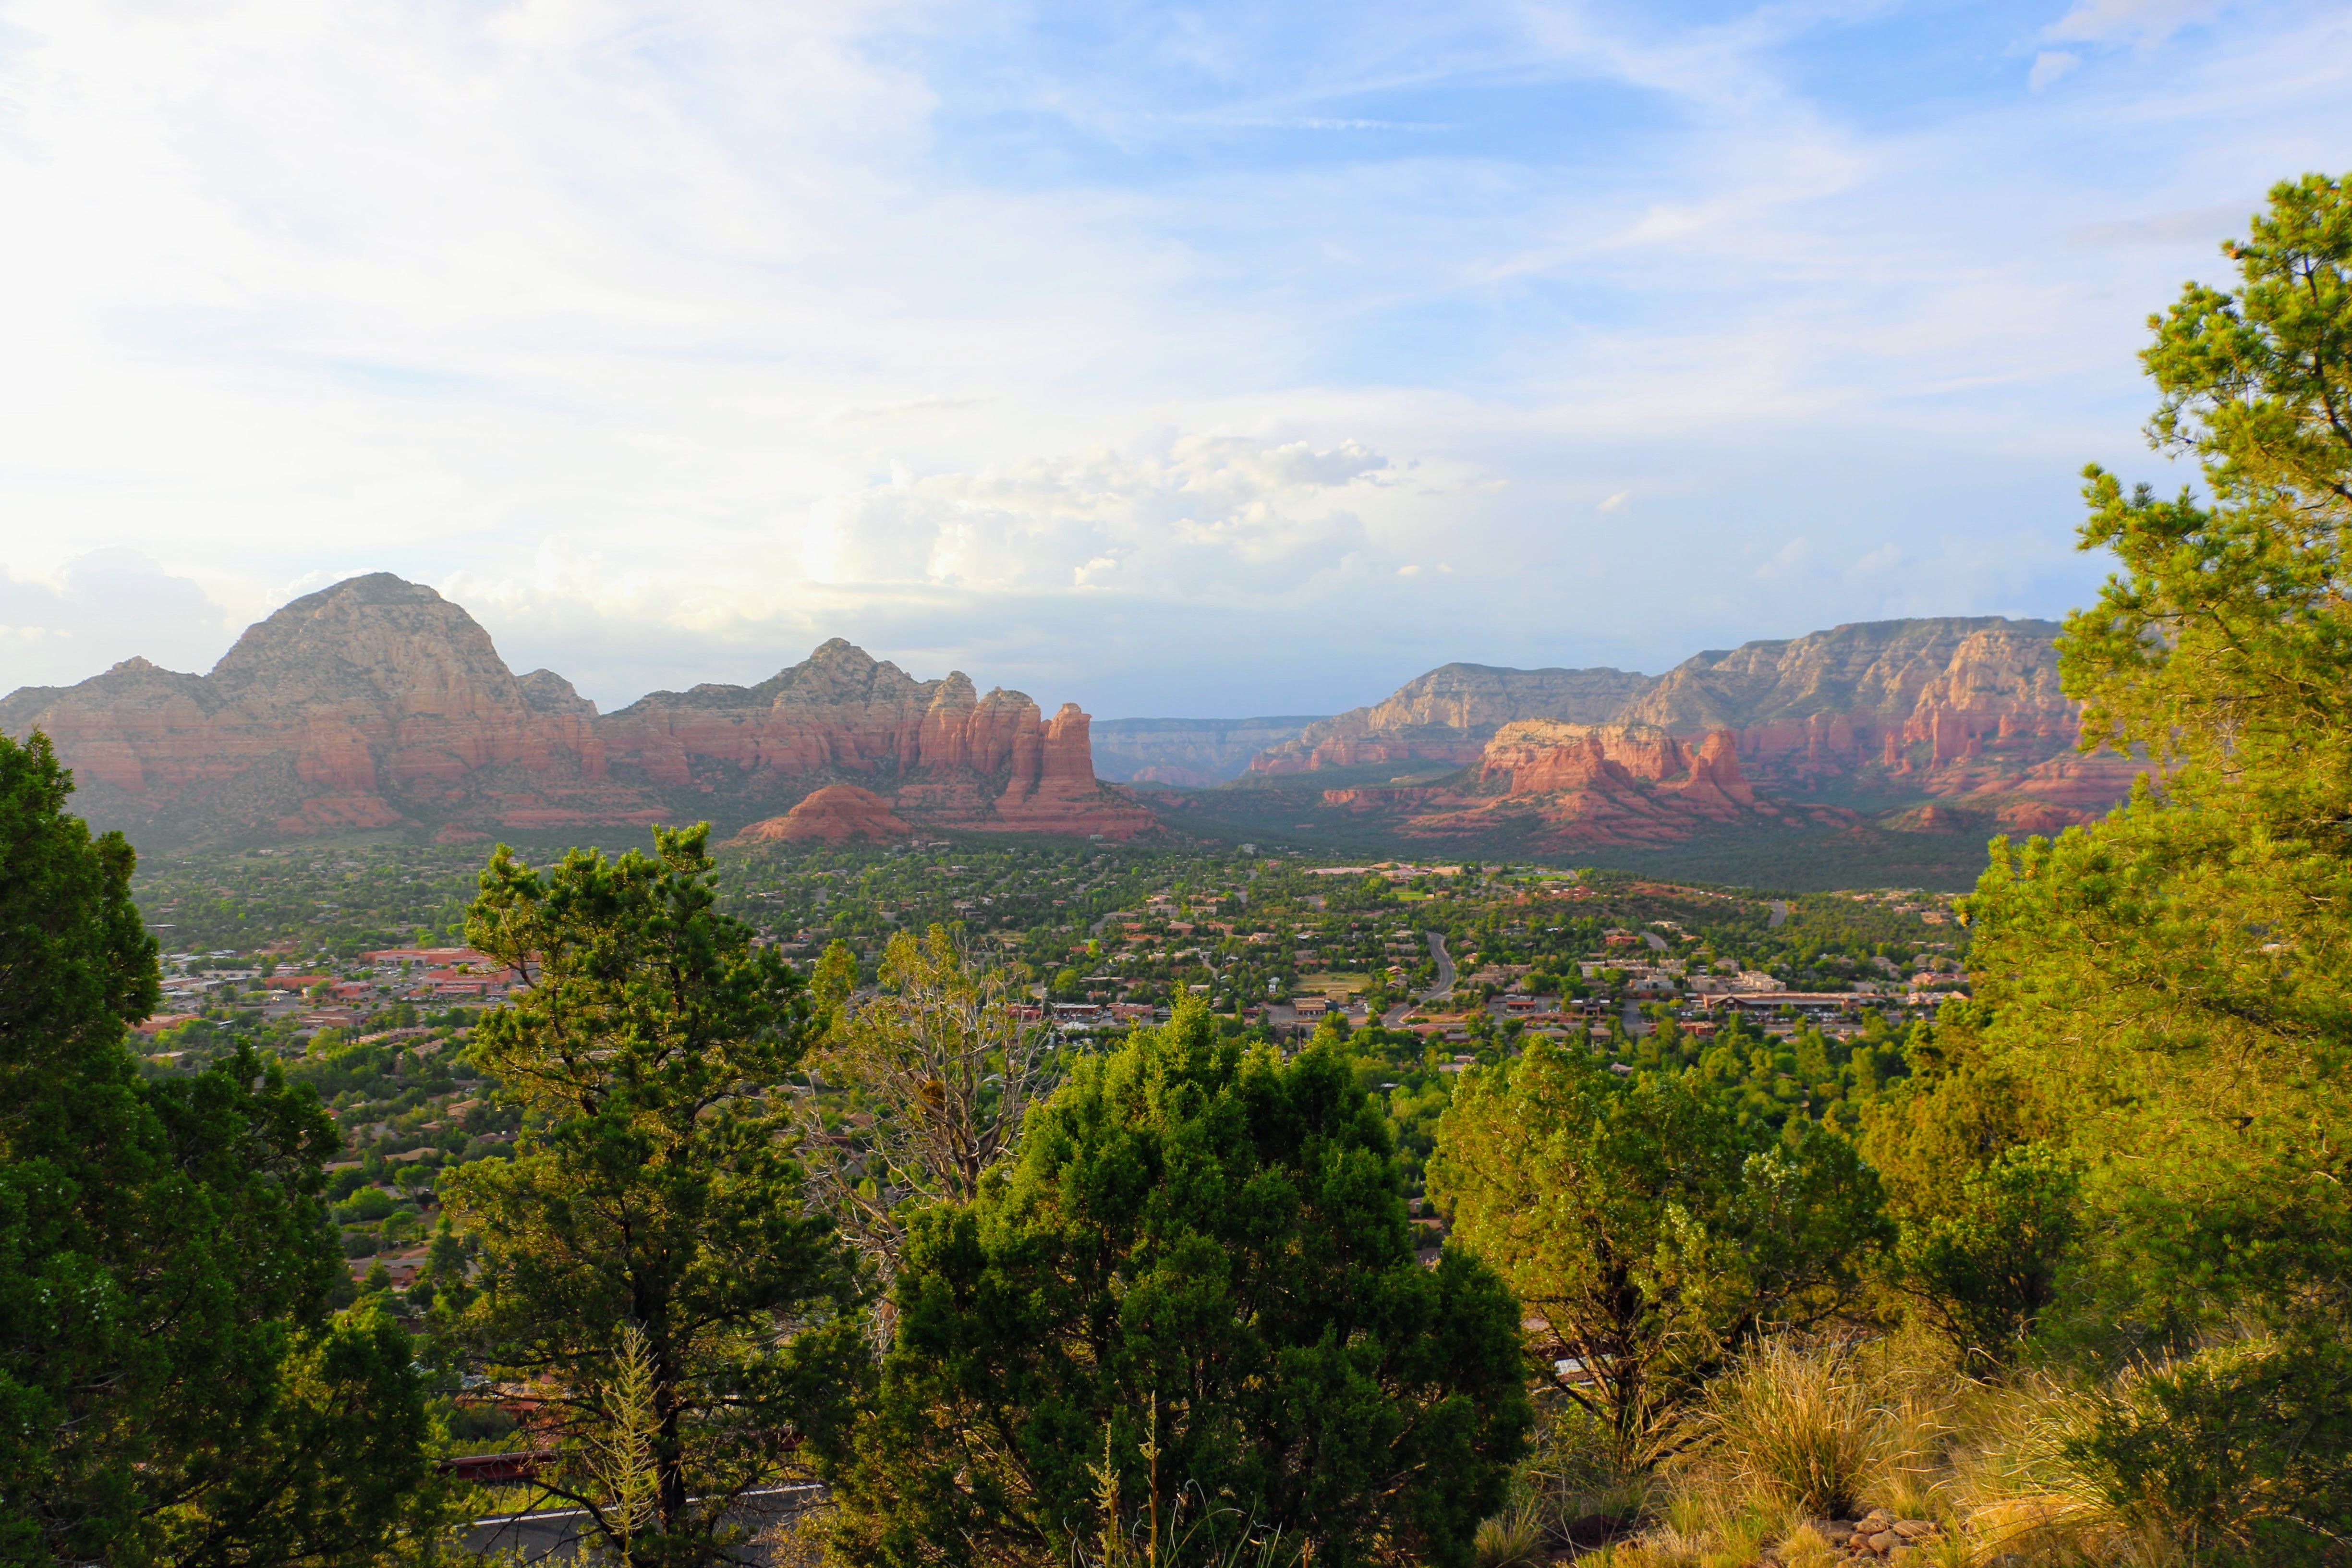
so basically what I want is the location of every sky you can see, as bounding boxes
[0,0,2346,718]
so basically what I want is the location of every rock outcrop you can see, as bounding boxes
[1314,722,1844,848]
[0,576,1153,847]
[598,641,1154,841]
[735,785,917,844]
[0,575,647,843]
[1240,618,2144,829]
[1249,664,1661,775]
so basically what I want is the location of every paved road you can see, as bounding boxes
[1641,930,1669,952]
[461,1485,819,1563]
[1421,931,1455,998]
[1768,899,1789,928]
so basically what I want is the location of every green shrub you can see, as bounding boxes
[332,1187,395,1224]
[2066,1334,2352,1567]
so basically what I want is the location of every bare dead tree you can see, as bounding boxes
[792,924,1057,1291]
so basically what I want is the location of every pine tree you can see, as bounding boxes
[1964,172,2352,1557]
[0,730,432,1566]
[443,826,868,1568]
[824,1001,1530,1568]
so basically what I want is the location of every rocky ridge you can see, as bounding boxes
[1315,721,1855,848]
[0,575,1152,847]
[1250,664,1660,775]
[1246,618,2144,833]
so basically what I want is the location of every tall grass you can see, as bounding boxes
[1576,1328,2343,1568]
[1677,1336,1886,1518]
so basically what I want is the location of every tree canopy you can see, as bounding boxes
[0,729,432,1567]
[1431,1037,1887,1468]
[444,825,867,1568]
[824,1001,1531,1568]
[1963,171,2352,1557]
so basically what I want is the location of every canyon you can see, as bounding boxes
[0,574,1154,848]
[1091,716,1325,787]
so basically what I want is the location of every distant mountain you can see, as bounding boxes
[1247,664,1660,776]
[1219,618,2142,844]
[0,575,1152,848]
[1090,716,1327,787]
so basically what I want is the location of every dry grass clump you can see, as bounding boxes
[1519,1327,2344,1568]
[1676,1335,1889,1518]
[1473,1507,1548,1568]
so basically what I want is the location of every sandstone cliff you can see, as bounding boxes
[0,575,644,842]
[599,640,1154,840]
[1237,617,2141,830]
[1248,664,1660,775]
[0,576,1152,847]
[1318,721,1836,848]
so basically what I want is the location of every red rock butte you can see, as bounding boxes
[735,785,916,845]
[1245,617,2144,835]
[0,574,1156,848]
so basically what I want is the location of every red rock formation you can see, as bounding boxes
[735,785,917,844]
[0,578,1155,847]
[1249,663,1657,775]
[0,576,640,843]
[601,643,1155,840]
[1366,721,1794,847]
[1245,618,2148,826]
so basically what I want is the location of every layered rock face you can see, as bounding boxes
[1242,618,2142,829]
[1249,664,1660,775]
[735,785,917,844]
[0,576,1152,846]
[1621,618,2137,825]
[600,641,1154,840]
[1321,721,1833,847]
[0,575,643,841]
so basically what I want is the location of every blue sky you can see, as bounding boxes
[0,0,2345,717]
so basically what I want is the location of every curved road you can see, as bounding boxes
[1421,931,1455,999]
[1768,899,1790,928]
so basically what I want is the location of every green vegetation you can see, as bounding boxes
[441,827,868,1566]
[822,1004,1532,1568]
[8,174,2350,1568]
[1434,1039,1887,1468]
[0,730,435,1565]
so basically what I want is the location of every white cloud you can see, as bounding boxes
[2029,51,2082,90]
[0,551,232,686]
[800,437,1388,597]
[0,0,2344,715]
[1598,490,1632,512]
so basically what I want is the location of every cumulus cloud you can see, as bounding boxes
[802,437,1389,598]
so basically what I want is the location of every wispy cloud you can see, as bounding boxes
[0,0,2344,713]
